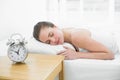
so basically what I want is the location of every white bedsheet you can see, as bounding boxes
[63,54,120,80]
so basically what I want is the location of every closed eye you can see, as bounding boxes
[49,32,54,37]
[45,32,53,44]
[45,40,50,44]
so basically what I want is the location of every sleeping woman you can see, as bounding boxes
[33,21,119,60]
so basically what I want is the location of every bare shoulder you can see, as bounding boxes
[71,28,91,39]
[63,28,91,35]
[62,27,74,31]
[70,28,91,47]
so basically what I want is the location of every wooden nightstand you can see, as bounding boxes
[0,53,64,80]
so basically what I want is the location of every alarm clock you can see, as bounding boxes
[7,33,28,63]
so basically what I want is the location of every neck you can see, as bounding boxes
[62,29,71,43]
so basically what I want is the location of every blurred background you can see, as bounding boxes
[0,0,120,40]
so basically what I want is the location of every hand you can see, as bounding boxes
[57,46,78,60]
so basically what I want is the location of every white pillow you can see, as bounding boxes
[26,38,75,55]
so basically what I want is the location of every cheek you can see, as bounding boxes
[56,31,64,43]
[54,33,59,39]
[53,30,64,43]
[53,30,59,37]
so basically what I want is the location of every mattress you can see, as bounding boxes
[63,54,120,80]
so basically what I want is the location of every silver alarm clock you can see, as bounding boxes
[7,33,28,64]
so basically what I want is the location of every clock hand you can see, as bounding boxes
[10,49,18,54]
[17,46,21,55]
[14,50,19,55]
[14,47,20,55]
[17,47,20,55]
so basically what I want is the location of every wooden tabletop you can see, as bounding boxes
[0,53,64,80]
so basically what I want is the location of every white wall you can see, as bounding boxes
[48,0,120,33]
[0,0,120,41]
[0,0,47,40]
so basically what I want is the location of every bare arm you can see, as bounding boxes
[71,31,114,60]
[57,46,114,60]
[58,29,114,60]
[75,51,114,60]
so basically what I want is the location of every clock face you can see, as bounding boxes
[7,44,28,62]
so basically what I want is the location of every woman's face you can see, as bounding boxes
[39,27,64,45]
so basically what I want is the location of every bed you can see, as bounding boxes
[63,54,120,80]
[0,32,120,80]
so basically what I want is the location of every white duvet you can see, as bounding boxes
[0,34,120,80]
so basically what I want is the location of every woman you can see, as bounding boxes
[33,21,119,60]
